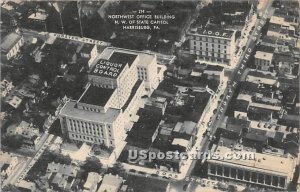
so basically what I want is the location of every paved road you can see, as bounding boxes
[3,134,55,187]
[184,0,274,177]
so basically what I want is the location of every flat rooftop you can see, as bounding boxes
[109,51,137,66]
[255,51,273,61]
[79,85,115,106]
[60,101,120,123]
[90,51,137,79]
[1,32,22,53]
[209,145,296,177]
[189,28,235,39]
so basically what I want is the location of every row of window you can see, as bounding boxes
[190,36,229,44]
[192,41,228,50]
[196,55,230,63]
[82,106,101,112]
[209,164,286,188]
[70,133,113,145]
[193,50,228,59]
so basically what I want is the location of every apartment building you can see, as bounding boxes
[188,28,236,66]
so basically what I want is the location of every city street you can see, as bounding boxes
[186,0,274,175]
[4,134,55,187]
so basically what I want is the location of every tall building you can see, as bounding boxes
[207,144,297,190]
[188,28,236,66]
[59,47,163,157]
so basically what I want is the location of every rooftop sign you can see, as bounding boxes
[90,59,126,79]
[191,28,234,38]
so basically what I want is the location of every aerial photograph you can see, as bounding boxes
[0,0,299,191]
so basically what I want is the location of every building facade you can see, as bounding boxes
[1,32,24,61]
[59,47,162,154]
[188,28,236,66]
[207,145,297,190]
[254,51,274,71]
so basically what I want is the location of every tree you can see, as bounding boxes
[2,135,23,149]
[82,156,103,173]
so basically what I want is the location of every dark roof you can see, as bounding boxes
[248,106,274,121]
[205,65,224,71]
[127,108,163,148]
[1,164,9,171]
[80,44,94,54]
[226,117,250,130]
[274,132,285,142]
[234,100,249,112]
[217,137,237,148]
[122,80,143,111]
[256,45,275,53]
[244,129,268,142]
[109,51,137,67]
[285,133,299,145]
[89,52,137,79]
[90,59,127,79]
[79,85,115,106]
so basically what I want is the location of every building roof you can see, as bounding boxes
[1,32,22,53]
[234,99,249,113]
[226,117,250,131]
[189,28,235,39]
[208,145,297,178]
[80,43,95,54]
[47,162,79,177]
[274,131,285,142]
[97,174,123,192]
[244,128,268,142]
[254,51,273,61]
[173,121,196,135]
[90,58,128,79]
[247,70,277,80]
[78,85,115,106]
[122,80,143,111]
[84,172,102,190]
[217,137,237,148]
[205,65,224,72]
[28,10,47,20]
[60,100,120,123]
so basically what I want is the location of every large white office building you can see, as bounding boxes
[59,47,163,157]
[188,28,236,66]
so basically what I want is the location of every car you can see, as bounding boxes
[216,114,221,120]
[207,121,212,127]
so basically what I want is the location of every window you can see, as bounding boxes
[258,174,264,184]
[217,166,222,176]
[279,177,285,188]
[210,164,216,174]
[224,167,229,177]
[251,172,257,182]
[265,175,271,185]
[231,169,236,178]
[238,170,243,180]
[244,171,250,181]
[272,176,278,186]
